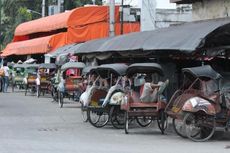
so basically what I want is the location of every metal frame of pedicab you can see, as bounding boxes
[121,63,168,134]
[86,63,128,128]
[58,62,86,108]
[11,64,27,92]
[25,64,39,96]
[36,63,57,98]
[165,65,230,141]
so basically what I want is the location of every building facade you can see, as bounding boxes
[171,0,230,20]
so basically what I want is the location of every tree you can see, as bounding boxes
[64,0,102,10]
[0,0,42,48]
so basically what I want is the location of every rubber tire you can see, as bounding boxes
[125,111,129,134]
[110,106,125,129]
[173,118,187,138]
[81,104,88,122]
[58,92,64,108]
[157,110,167,134]
[184,113,216,142]
[136,117,152,127]
[12,83,14,92]
[37,85,40,98]
[87,109,109,128]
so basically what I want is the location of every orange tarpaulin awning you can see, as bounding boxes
[67,22,140,44]
[1,22,140,57]
[1,33,68,57]
[14,6,120,37]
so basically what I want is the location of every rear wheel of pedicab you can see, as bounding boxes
[124,111,129,134]
[87,109,109,128]
[110,106,125,129]
[157,110,167,134]
[136,116,152,127]
[12,83,14,92]
[51,86,58,102]
[184,112,215,142]
[25,85,28,96]
[58,92,64,108]
[81,103,88,122]
[172,118,187,138]
[36,85,40,98]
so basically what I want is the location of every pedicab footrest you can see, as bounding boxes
[87,106,104,110]
[129,102,158,108]
[128,110,158,117]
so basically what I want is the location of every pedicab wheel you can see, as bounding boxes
[25,85,28,96]
[136,116,152,127]
[183,113,216,142]
[51,86,58,102]
[87,109,110,128]
[125,111,129,134]
[81,103,88,122]
[36,85,40,98]
[58,92,64,108]
[110,106,125,129]
[172,118,187,138]
[157,110,167,134]
[12,83,14,92]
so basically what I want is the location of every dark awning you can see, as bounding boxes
[75,37,114,54]
[73,18,230,55]
[47,43,82,58]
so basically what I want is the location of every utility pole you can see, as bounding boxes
[109,0,115,37]
[57,0,61,13]
[0,0,2,50]
[42,0,45,17]
[120,0,124,35]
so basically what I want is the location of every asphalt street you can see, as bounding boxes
[0,91,229,153]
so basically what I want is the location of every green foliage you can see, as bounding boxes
[64,0,102,10]
[0,0,42,49]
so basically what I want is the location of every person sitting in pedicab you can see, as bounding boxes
[139,74,168,103]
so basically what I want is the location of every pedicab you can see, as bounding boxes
[36,63,57,98]
[50,54,69,102]
[58,62,86,108]
[86,63,128,128]
[166,65,230,142]
[79,66,98,122]
[11,64,27,92]
[24,64,39,96]
[121,63,169,134]
[7,62,14,87]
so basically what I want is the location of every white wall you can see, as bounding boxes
[141,0,156,31]
[192,0,230,20]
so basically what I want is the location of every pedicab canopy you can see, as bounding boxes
[126,63,164,77]
[38,63,57,69]
[61,62,86,71]
[82,66,98,76]
[13,64,29,69]
[182,65,222,80]
[96,64,128,78]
